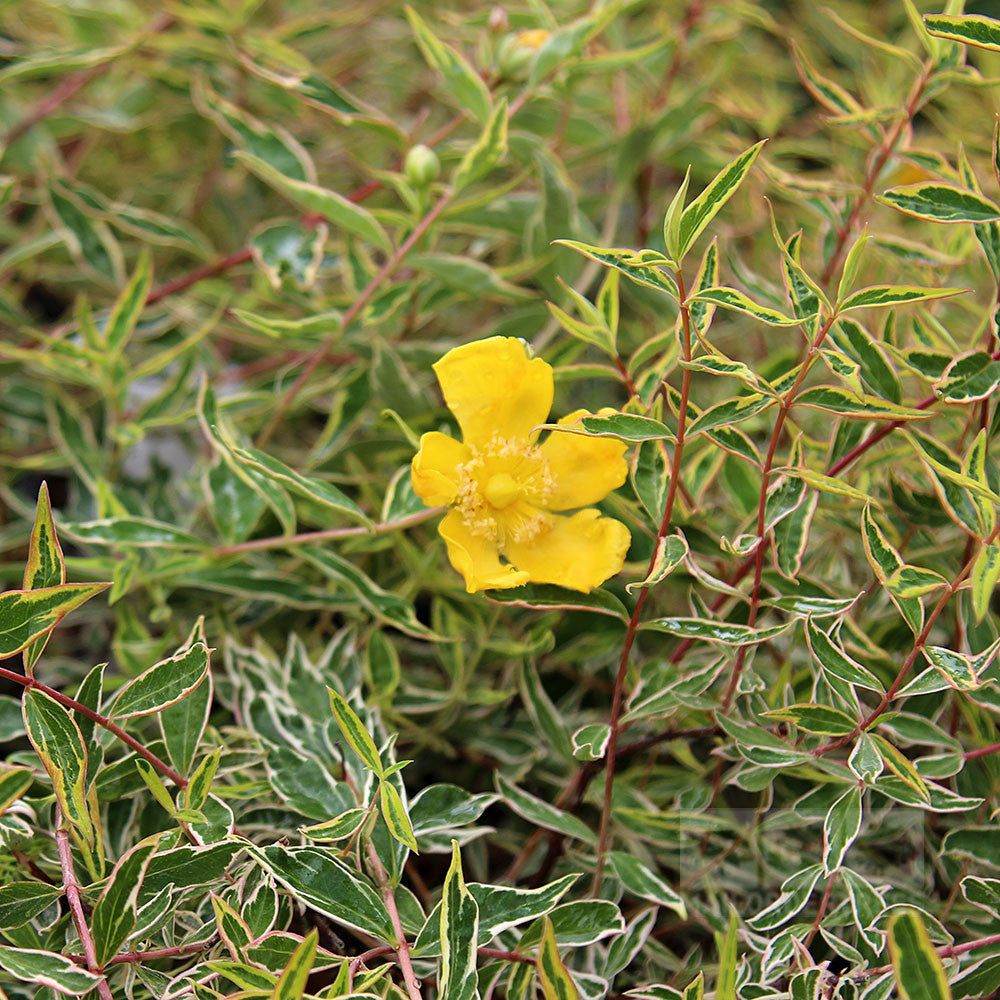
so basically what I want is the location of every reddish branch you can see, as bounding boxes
[56,822,113,999]
[592,268,696,892]
[0,664,186,787]
[720,311,838,709]
[820,61,933,287]
[3,13,175,149]
[814,521,1000,757]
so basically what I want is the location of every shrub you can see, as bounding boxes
[1,2,1000,998]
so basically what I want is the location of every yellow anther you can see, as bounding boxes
[485,472,521,509]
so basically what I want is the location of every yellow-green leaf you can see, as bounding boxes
[537,917,580,1000]
[328,689,383,777]
[888,908,952,1000]
[380,781,418,853]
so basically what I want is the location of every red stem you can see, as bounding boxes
[592,268,695,891]
[0,665,186,787]
[255,188,453,446]
[2,13,174,148]
[56,823,113,998]
[720,312,837,709]
[820,62,933,287]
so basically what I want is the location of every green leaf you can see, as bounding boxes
[140,842,240,900]
[849,734,884,783]
[546,301,616,356]
[494,773,596,844]
[677,141,766,259]
[687,393,772,436]
[23,483,65,593]
[823,787,862,873]
[806,619,884,693]
[836,228,869,305]
[453,99,508,193]
[47,180,123,284]
[236,151,391,253]
[199,381,296,537]
[571,724,610,761]
[885,564,947,599]
[0,767,34,812]
[608,852,686,916]
[303,547,440,639]
[0,883,63,929]
[924,13,1000,51]
[971,544,1000,623]
[21,482,66,672]
[380,780,418,853]
[229,445,369,524]
[0,583,109,659]
[541,412,673,443]
[794,386,934,420]
[934,351,1000,404]
[518,660,573,761]
[91,838,159,966]
[715,908,739,1000]
[791,42,862,115]
[869,733,930,804]
[888,908,952,1000]
[411,253,529,300]
[553,241,679,299]
[747,865,824,932]
[626,534,688,593]
[414,875,578,957]
[484,584,627,620]
[105,250,152,355]
[301,808,369,842]
[839,284,965,311]
[185,747,221,811]
[663,167,692,261]
[249,845,394,941]
[922,644,992,690]
[641,617,791,646]
[878,183,1000,223]
[62,517,204,549]
[22,689,93,847]
[686,286,802,325]
[250,220,325,291]
[110,642,210,719]
[830,317,902,404]
[762,704,858,737]
[440,842,480,1000]
[404,7,491,122]
[0,945,105,995]
[537,916,580,1000]
[329,688,384,777]
[274,928,318,1000]
[683,974,704,1000]
[160,660,213,778]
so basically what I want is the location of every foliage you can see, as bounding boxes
[2,1,1000,998]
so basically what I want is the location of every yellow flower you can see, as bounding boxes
[412,337,631,594]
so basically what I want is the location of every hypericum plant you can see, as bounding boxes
[4,1,1000,999]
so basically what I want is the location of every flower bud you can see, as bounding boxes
[404,144,440,187]
[496,28,549,80]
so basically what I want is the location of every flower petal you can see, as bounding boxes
[411,432,470,506]
[439,510,530,593]
[433,337,553,448]
[504,509,631,593]
[540,410,629,510]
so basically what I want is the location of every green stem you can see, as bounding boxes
[213,506,443,556]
